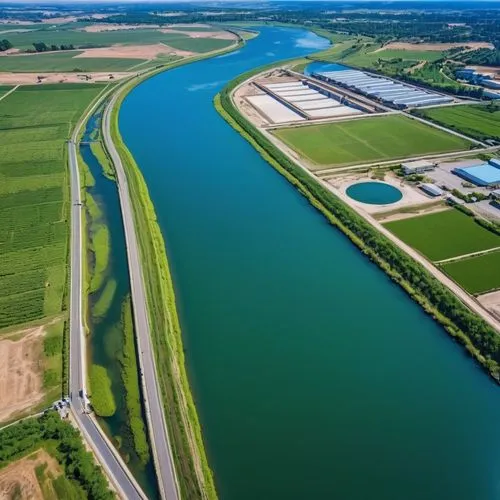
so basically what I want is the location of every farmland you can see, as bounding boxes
[3,27,234,52]
[273,115,471,168]
[415,104,500,142]
[384,209,500,261]
[0,84,104,330]
[0,51,155,72]
[441,251,500,295]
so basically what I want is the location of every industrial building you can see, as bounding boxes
[312,69,454,109]
[401,160,435,175]
[453,158,500,187]
[420,183,444,197]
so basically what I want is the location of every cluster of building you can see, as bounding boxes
[454,158,500,187]
[312,69,454,109]
[259,80,363,119]
[456,68,500,99]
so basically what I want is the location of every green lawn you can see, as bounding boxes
[273,115,471,168]
[374,49,443,62]
[384,209,500,261]
[416,104,500,142]
[0,84,103,329]
[441,250,500,294]
[0,51,180,72]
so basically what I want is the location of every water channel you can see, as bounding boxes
[120,27,500,500]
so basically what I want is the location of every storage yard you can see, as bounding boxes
[313,69,456,109]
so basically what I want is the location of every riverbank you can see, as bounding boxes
[103,37,245,499]
[215,63,500,382]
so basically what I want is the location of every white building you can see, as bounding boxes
[401,160,435,175]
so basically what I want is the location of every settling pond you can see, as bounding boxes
[120,27,500,500]
[347,181,403,205]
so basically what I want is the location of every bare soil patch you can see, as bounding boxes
[478,290,500,321]
[82,23,160,33]
[0,326,46,423]
[75,43,193,59]
[0,72,131,85]
[382,41,494,51]
[41,16,78,24]
[160,28,236,40]
[0,449,61,500]
[466,65,500,78]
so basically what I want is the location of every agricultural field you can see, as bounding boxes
[384,209,500,261]
[0,51,155,72]
[3,27,234,52]
[0,84,104,330]
[415,104,500,142]
[273,115,471,168]
[0,85,11,98]
[441,250,500,295]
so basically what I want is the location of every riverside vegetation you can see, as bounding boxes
[216,64,500,382]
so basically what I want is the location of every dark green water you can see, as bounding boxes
[80,114,158,498]
[120,27,500,500]
[346,181,403,205]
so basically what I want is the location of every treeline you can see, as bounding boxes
[0,412,114,499]
[0,39,12,52]
[217,66,500,381]
[453,48,500,67]
[29,42,75,53]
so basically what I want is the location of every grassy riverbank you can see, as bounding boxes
[106,40,245,499]
[215,64,500,382]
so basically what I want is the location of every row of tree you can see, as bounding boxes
[31,42,75,53]
[0,413,114,500]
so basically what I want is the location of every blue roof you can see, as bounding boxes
[454,164,500,186]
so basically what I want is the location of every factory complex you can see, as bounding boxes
[313,69,455,109]
[453,159,500,187]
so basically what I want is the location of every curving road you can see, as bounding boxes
[102,94,180,500]
[68,135,147,500]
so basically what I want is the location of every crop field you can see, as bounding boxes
[441,250,500,294]
[416,104,500,142]
[374,49,443,62]
[0,84,103,329]
[273,115,471,168]
[383,209,500,261]
[5,28,234,52]
[0,52,151,72]
[0,85,11,98]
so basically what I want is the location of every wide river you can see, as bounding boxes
[120,27,500,500]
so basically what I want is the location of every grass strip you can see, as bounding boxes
[215,62,500,382]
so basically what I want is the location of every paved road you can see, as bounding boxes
[102,94,180,500]
[67,138,147,500]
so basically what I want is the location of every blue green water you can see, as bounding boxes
[120,27,500,500]
[347,181,403,205]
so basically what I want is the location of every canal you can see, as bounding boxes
[120,27,500,500]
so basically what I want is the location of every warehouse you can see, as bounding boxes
[420,183,444,197]
[453,163,500,187]
[401,160,435,175]
[312,69,454,108]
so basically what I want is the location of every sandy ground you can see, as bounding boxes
[82,23,161,32]
[160,28,236,40]
[466,65,500,78]
[328,172,435,214]
[41,16,78,24]
[0,326,47,423]
[478,290,500,321]
[0,72,131,85]
[75,43,193,59]
[376,203,449,222]
[0,449,61,500]
[381,41,494,51]
[0,48,20,56]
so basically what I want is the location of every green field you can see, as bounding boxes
[374,48,443,62]
[0,85,11,98]
[4,28,234,52]
[0,51,157,72]
[416,104,500,142]
[273,115,471,168]
[441,250,500,294]
[384,209,500,261]
[0,84,103,329]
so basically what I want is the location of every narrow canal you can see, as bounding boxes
[120,27,500,500]
[80,113,158,498]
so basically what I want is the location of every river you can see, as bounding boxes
[120,27,500,500]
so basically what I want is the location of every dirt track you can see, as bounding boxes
[0,327,46,423]
[381,41,494,51]
[0,449,61,500]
